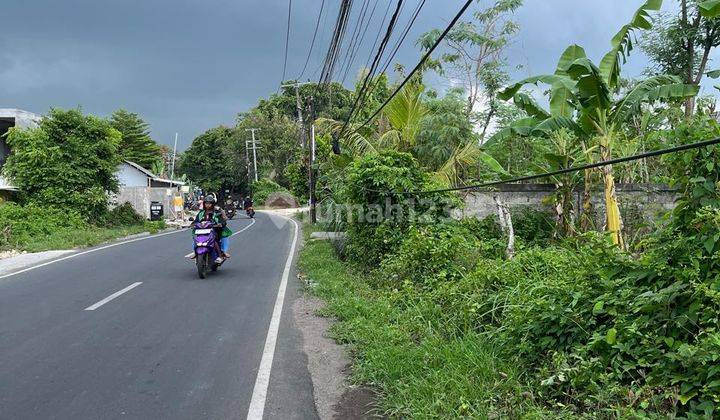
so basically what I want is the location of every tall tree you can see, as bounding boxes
[641,0,720,116]
[177,126,240,193]
[4,108,122,218]
[110,109,162,169]
[417,0,522,132]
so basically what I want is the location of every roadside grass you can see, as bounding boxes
[22,221,166,253]
[298,228,560,419]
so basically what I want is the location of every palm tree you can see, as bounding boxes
[322,81,505,186]
[490,0,699,246]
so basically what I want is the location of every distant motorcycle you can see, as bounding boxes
[191,219,224,279]
[225,200,236,219]
[245,205,255,218]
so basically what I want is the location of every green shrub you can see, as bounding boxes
[100,202,145,227]
[0,203,84,249]
[341,151,459,267]
[4,108,122,220]
[252,178,291,205]
[378,221,504,290]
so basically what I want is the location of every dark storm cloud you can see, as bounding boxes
[1,1,704,150]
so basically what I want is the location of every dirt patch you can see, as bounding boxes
[292,292,381,419]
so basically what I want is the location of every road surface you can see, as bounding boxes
[0,212,318,419]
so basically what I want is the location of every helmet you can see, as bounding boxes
[204,194,217,205]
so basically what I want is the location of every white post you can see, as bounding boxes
[251,130,259,182]
[170,132,178,180]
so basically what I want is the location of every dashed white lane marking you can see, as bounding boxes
[246,215,299,420]
[84,282,143,311]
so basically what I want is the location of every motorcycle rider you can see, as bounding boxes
[193,194,232,263]
[242,195,253,210]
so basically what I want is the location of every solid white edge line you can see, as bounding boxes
[0,218,258,281]
[246,214,299,420]
[84,281,143,311]
[231,218,257,237]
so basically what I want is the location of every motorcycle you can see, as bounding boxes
[191,219,224,279]
[245,205,255,218]
[225,201,236,219]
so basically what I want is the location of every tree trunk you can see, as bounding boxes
[580,169,594,232]
[494,196,515,259]
[600,140,624,248]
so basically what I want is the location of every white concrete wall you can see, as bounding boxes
[113,186,178,219]
[117,163,149,187]
[0,109,41,129]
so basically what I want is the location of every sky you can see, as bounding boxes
[1,0,712,151]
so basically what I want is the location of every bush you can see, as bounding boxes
[0,203,84,249]
[100,202,145,227]
[252,178,291,205]
[4,108,122,220]
[341,151,459,267]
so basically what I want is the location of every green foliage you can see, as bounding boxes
[177,126,238,193]
[100,202,145,227]
[662,117,720,228]
[0,203,84,250]
[0,202,159,252]
[256,81,353,122]
[110,109,162,169]
[233,110,299,188]
[341,151,458,266]
[282,162,308,201]
[251,178,290,205]
[4,108,122,219]
[415,89,477,170]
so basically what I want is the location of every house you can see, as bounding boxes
[0,109,42,200]
[114,160,185,219]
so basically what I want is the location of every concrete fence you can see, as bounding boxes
[456,183,678,230]
[111,187,181,219]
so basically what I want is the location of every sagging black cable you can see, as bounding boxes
[374,137,720,196]
[336,0,405,140]
[353,0,474,132]
[299,0,326,80]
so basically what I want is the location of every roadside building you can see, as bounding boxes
[0,109,41,201]
[114,160,185,219]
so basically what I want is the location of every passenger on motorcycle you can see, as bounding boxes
[242,195,253,210]
[193,194,232,263]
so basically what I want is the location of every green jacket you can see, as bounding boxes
[195,209,233,238]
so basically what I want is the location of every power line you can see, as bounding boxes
[352,0,426,116]
[378,0,427,75]
[299,0,325,80]
[318,0,355,86]
[353,0,474,133]
[337,0,405,139]
[377,137,720,196]
[340,0,380,84]
[337,0,371,77]
[281,0,293,85]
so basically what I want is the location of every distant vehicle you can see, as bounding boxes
[224,199,236,219]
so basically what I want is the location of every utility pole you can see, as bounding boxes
[245,128,260,182]
[281,81,312,148]
[244,142,250,184]
[309,123,317,223]
[170,132,178,180]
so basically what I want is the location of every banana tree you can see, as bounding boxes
[491,0,699,246]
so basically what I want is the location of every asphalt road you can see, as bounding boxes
[0,212,318,420]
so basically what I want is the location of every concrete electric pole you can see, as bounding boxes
[280,81,312,148]
[245,128,260,182]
